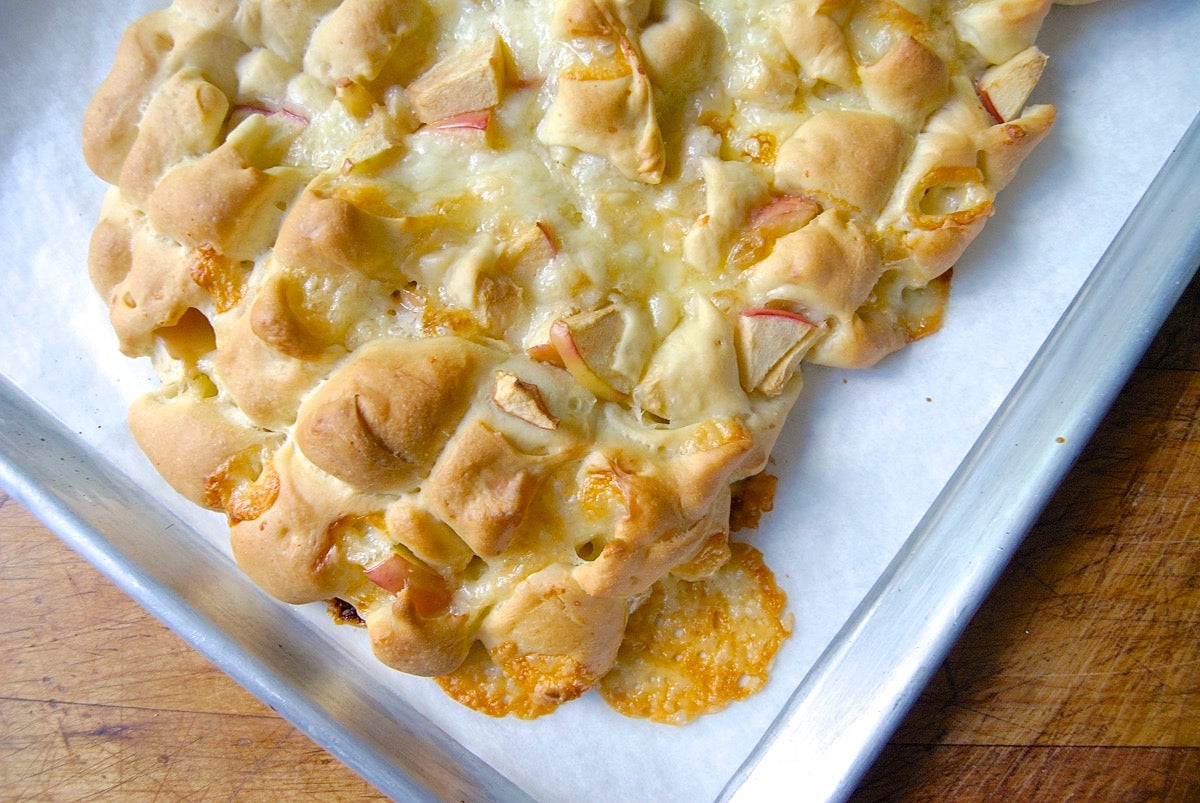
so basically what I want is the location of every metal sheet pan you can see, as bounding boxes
[1,1,1198,800]
[727,109,1200,803]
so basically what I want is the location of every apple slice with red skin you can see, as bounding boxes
[747,195,820,233]
[365,554,453,616]
[736,307,819,396]
[728,195,820,271]
[977,47,1047,124]
[549,315,629,403]
[425,109,492,132]
[526,340,565,367]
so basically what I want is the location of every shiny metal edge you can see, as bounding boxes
[0,379,534,803]
[724,109,1200,803]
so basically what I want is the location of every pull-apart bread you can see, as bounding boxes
[83,0,1090,722]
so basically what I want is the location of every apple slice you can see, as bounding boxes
[524,311,567,367]
[498,219,558,288]
[747,194,820,233]
[548,308,630,403]
[406,35,509,126]
[736,307,819,396]
[339,110,403,176]
[365,553,453,616]
[230,103,308,127]
[335,76,375,118]
[526,339,565,367]
[418,109,496,147]
[426,109,493,132]
[727,195,820,272]
[534,221,557,252]
[492,371,559,430]
[977,46,1048,123]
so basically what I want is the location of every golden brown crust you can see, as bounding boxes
[213,311,340,429]
[108,223,209,356]
[384,500,475,572]
[227,445,350,604]
[954,0,1052,64]
[366,590,474,676]
[572,460,692,597]
[745,210,882,329]
[775,111,909,219]
[978,104,1057,192]
[272,187,415,282]
[294,337,488,492]
[303,0,425,84]
[479,564,628,705]
[859,36,950,132]
[82,15,162,182]
[128,391,273,508]
[87,200,134,300]
[640,0,718,94]
[148,131,303,260]
[118,70,230,207]
[248,269,329,358]
[81,4,246,182]
[539,69,665,185]
[421,419,548,557]
[773,0,856,89]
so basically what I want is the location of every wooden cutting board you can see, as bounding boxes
[2,273,1196,800]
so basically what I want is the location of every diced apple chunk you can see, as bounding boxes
[406,35,509,125]
[492,371,559,430]
[498,220,558,287]
[427,109,493,132]
[340,110,404,175]
[364,553,453,616]
[748,195,822,232]
[726,195,821,273]
[417,110,497,147]
[977,46,1048,123]
[527,339,565,367]
[736,308,819,396]
[549,309,630,403]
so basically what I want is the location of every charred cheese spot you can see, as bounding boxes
[729,471,778,532]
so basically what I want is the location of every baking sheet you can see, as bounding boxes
[732,106,1200,803]
[1,1,1198,800]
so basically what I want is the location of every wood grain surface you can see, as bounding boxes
[2,272,1196,800]
[855,272,1200,801]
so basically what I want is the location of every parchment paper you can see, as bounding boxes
[2,1,1198,800]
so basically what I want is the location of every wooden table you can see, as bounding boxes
[2,273,1196,800]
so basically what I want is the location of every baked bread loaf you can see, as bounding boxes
[84,0,1077,721]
